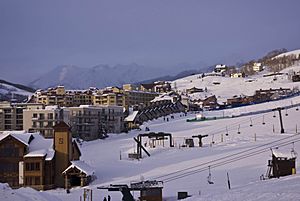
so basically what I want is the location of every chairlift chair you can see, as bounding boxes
[207,166,214,184]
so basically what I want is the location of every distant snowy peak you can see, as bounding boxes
[28,64,169,90]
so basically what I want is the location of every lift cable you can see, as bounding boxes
[152,133,300,181]
[163,138,300,183]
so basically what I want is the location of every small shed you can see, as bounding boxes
[185,138,194,147]
[63,161,95,188]
[125,111,140,129]
[130,181,163,201]
[267,150,297,178]
[98,180,163,201]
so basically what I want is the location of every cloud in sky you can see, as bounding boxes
[0,0,300,83]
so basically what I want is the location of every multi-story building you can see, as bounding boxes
[123,90,158,110]
[0,122,93,190]
[68,105,124,141]
[93,92,124,106]
[253,62,263,72]
[24,104,124,141]
[34,86,93,107]
[33,85,159,110]
[23,106,70,138]
[0,102,44,131]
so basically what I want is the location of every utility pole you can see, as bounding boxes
[272,107,285,134]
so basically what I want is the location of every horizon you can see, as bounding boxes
[0,0,300,84]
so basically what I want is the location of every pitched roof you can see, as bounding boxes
[63,160,95,175]
[272,150,296,159]
[0,132,33,146]
[53,121,70,132]
[125,111,139,122]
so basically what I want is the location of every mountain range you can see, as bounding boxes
[29,63,206,90]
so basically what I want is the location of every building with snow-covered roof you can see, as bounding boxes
[0,122,92,190]
[267,149,297,178]
[253,62,263,72]
[214,64,227,73]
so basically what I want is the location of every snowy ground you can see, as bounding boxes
[172,64,300,103]
[0,83,33,97]
[2,94,300,201]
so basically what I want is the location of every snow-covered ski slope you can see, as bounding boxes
[0,83,33,97]
[172,63,300,103]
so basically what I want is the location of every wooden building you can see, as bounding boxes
[266,150,296,178]
[0,122,93,190]
[63,161,95,188]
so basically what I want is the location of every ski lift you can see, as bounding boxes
[225,126,229,136]
[273,111,276,118]
[237,124,241,134]
[285,108,288,116]
[262,115,266,125]
[296,107,299,111]
[250,118,253,127]
[207,166,214,184]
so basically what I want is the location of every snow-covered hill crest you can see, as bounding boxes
[0,80,34,102]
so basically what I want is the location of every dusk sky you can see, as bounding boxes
[0,0,300,84]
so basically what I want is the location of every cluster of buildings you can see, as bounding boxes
[31,81,171,109]
[187,88,296,111]
[0,102,123,141]
[0,81,182,141]
[213,63,263,78]
[0,81,185,191]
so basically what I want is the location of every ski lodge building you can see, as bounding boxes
[0,122,94,190]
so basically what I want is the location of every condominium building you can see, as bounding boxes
[0,102,44,131]
[92,92,124,107]
[23,104,124,141]
[23,106,70,138]
[34,86,93,107]
[123,90,158,110]
[68,105,124,141]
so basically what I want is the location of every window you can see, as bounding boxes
[25,162,40,171]
[33,113,38,118]
[0,144,19,157]
[39,113,45,120]
[35,163,40,171]
[48,113,53,119]
[59,138,64,144]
